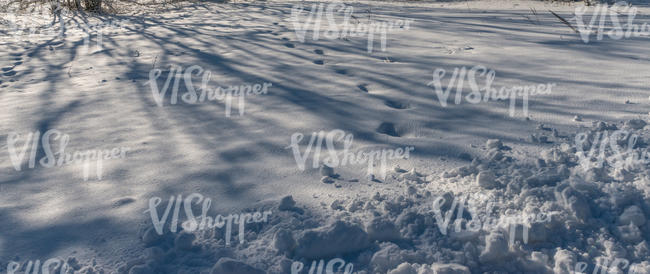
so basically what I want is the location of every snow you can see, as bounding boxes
[211,258,267,274]
[1,0,650,273]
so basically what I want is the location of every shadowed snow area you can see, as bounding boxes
[1,0,650,273]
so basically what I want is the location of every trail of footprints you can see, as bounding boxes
[3,53,23,76]
[2,40,66,88]
[274,26,412,138]
[1,47,28,87]
[6,22,411,138]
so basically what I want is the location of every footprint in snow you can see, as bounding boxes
[334,68,348,75]
[376,122,400,137]
[112,197,135,208]
[445,46,475,54]
[381,56,396,63]
[314,49,324,55]
[357,84,369,92]
[384,100,411,109]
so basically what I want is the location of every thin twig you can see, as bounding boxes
[549,10,578,33]
[530,7,540,24]
[68,61,73,77]
[152,54,158,69]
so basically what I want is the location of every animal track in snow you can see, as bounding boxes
[357,84,369,92]
[384,100,411,109]
[376,122,400,137]
[445,45,475,54]
[334,68,349,75]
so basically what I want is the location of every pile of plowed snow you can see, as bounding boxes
[101,119,650,274]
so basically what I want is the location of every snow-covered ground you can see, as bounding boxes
[1,0,650,273]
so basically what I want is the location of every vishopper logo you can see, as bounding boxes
[431,193,550,246]
[291,258,354,274]
[144,193,272,246]
[427,65,554,117]
[286,129,414,180]
[5,3,129,53]
[145,65,272,117]
[6,258,70,274]
[289,1,414,53]
[6,130,129,181]
[575,129,649,172]
[572,257,632,273]
[571,1,650,43]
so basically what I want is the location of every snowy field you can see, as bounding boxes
[1,0,650,273]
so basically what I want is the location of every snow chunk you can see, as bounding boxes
[366,216,401,242]
[274,229,296,254]
[593,121,617,131]
[174,231,196,251]
[295,221,370,259]
[210,258,265,274]
[618,205,646,226]
[144,247,165,262]
[320,164,335,177]
[486,139,503,150]
[616,223,643,243]
[370,243,404,273]
[347,199,365,212]
[630,261,650,273]
[559,188,592,223]
[141,227,163,247]
[388,263,417,274]
[430,263,471,274]
[400,168,425,183]
[331,199,345,210]
[625,119,647,130]
[442,165,477,178]
[553,249,577,274]
[478,232,509,263]
[476,171,497,189]
[279,195,297,211]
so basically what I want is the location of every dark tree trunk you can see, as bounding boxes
[83,0,101,12]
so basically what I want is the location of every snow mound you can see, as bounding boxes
[116,118,650,273]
